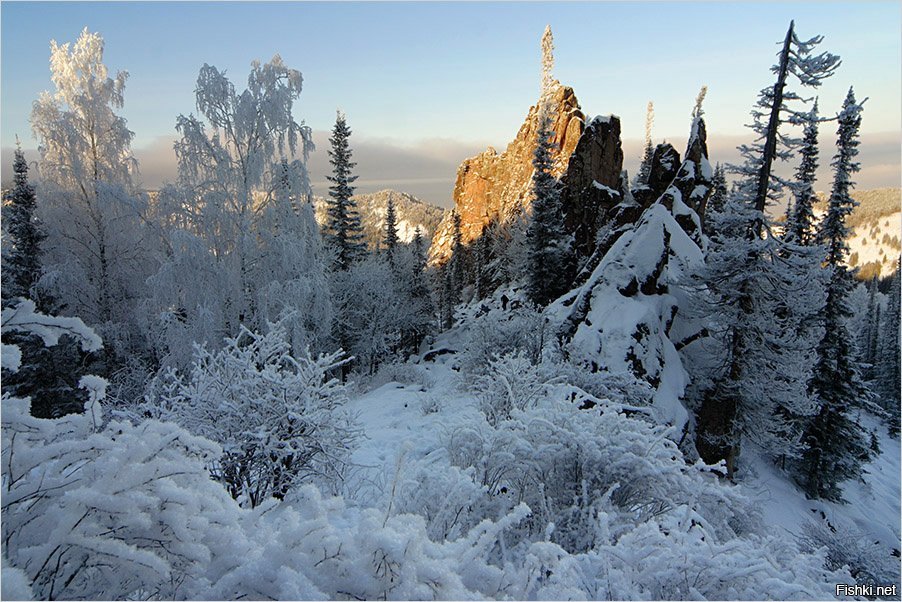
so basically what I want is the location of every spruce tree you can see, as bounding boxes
[2,144,46,307]
[383,196,399,264]
[325,111,366,270]
[798,88,874,501]
[1,144,88,418]
[785,100,821,246]
[876,261,900,434]
[449,210,465,308]
[862,276,881,380]
[634,101,655,188]
[703,163,728,235]
[526,25,572,306]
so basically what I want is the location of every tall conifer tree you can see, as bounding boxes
[785,100,821,246]
[798,88,874,501]
[526,25,572,306]
[2,144,45,307]
[383,196,399,264]
[325,111,366,270]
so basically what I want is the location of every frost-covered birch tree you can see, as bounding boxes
[30,29,152,338]
[149,55,328,368]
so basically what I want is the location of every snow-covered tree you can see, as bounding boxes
[526,25,572,306]
[797,89,874,500]
[733,20,840,237]
[861,276,881,380]
[693,22,839,476]
[784,100,821,246]
[693,198,824,475]
[30,29,152,335]
[149,55,325,368]
[400,230,434,354]
[1,147,98,418]
[703,163,728,234]
[2,144,45,306]
[383,195,399,263]
[634,101,655,187]
[875,260,900,433]
[324,111,366,270]
[331,256,407,373]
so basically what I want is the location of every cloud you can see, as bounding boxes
[4,130,898,208]
[621,130,901,193]
[306,131,488,207]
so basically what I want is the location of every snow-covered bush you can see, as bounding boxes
[568,512,847,600]
[1,394,246,600]
[443,394,755,554]
[458,294,546,376]
[144,322,359,506]
[1,302,245,600]
[800,518,901,597]
[472,352,552,425]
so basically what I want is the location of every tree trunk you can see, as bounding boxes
[752,20,794,236]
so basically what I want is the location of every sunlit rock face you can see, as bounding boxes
[428,83,623,266]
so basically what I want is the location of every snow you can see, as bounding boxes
[844,211,902,277]
[591,180,619,196]
[1,299,103,353]
[588,114,619,126]
[548,203,704,432]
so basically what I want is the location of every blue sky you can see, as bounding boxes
[2,1,900,203]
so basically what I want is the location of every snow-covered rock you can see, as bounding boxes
[549,201,704,431]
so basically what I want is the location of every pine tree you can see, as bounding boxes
[797,88,874,501]
[694,23,838,475]
[733,21,840,237]
[703,163,728,234]
[876,260,900,434]
[634,101,655,188]
[383,196,399,264]
[526,25,572,306]
[325,111,366,270]
[1,144,89,418]
[785,100,821,246]
[2,144,45,307]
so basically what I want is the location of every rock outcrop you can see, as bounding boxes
[634,143,681,208]
[548,117,716,431]
[428,83,622,265]
[560,115,625,258]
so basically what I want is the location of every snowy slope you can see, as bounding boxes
[814,188,901,279]
[845,211,901,279]
[745,414,900,583]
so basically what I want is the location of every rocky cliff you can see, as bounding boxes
[428,82,623,265]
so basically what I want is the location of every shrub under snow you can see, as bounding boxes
[143,322,359,506]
